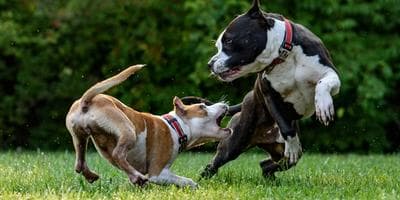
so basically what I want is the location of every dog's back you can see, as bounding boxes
[65,65,150,186]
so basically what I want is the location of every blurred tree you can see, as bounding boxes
[0,0,398,152]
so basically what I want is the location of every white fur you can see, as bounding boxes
[211,29,266,81]
[149,168,197,188]
[162,102,229,150]
[273,123,302,164]
[284,135,302,164]
[88,108,136,137]
[149,103,228,188]
[274,123,285,144]
[210,19,286,81]
[261,20,339,162]
[159,114,187,163]
[210,30,230,74]
[210,18,341,164]
[212,19,341,120]
[193,103,227,134]
[127,128,147,171]
[315,71,340,125]
[256,20,286,65]
[259,20,340,119]
[262,47,340,120]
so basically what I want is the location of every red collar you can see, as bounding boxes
[162,114,188,152]
[265,18,293,73]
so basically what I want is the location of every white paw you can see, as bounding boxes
[184,178,198,189]
[284,135,302,164]
[315,91,334,126]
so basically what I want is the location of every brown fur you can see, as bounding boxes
[66,65,229,187]
[184,104,208,118]
[66,65,159,186]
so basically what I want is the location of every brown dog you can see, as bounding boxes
[66,65,231,188]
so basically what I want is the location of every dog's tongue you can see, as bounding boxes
[220,68,240,79]
[227,68,239,75]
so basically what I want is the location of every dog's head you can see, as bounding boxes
[172,97,231,149]
[208,0,274,82]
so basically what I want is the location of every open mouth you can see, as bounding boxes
[216,107,228,127]
[215,108,232,136]
[218,67,241,80]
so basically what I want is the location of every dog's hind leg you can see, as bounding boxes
[258,122,300,178]
[66,102,100,183]
[70,127,100,183]
[258,143,296,178]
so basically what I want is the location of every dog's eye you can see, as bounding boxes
[225,39,233,45]
[199,104,206,110]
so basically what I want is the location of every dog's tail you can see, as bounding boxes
[80,64,145,112]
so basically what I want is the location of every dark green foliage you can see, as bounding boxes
[0,0,399,152]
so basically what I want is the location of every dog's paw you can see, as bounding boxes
[82,170,100,183]
[200,164,218,179]
[260,159,278,178]
[284,136,302,164]
[315,91,334,126]
[184,178,199,189]
[129,173,148,187]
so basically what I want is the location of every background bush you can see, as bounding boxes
[0,0,399,153]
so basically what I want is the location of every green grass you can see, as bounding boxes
[0,151,399,200]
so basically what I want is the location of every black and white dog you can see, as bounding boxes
[185,0,341,178]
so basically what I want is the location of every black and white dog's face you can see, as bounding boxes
[208,0,273,82]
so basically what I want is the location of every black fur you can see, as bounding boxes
[219,8,337,73]
[291,22,338,73]
[199,0,338,179]
[221,14,269,69]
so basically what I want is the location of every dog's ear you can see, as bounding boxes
[173,96,186,116]
[246,0,274,28]
[246,0,262,19]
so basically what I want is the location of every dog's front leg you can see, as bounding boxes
[259,80,302,165]
[100,107,148,186]
[315,71,341,126]
[265,98,302,165]
[149,168,198,189]
[112,136,148,186]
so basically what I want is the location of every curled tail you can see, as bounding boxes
[80,64,145,112]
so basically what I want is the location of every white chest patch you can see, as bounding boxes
[159,115,184,166]
[263,46,333,118]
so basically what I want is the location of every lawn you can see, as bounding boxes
[0,151,399,199]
